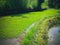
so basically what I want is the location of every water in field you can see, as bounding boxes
[48,27,60,45]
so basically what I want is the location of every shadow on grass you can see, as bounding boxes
[0,10,30,17]
[0,8,47,17]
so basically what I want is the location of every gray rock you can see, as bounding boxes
[48,27,60,45]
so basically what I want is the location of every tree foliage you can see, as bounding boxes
[0,0,60,14]
[0,0,38,11]
[48,0,60,9]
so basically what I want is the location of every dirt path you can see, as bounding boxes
[0,22,36,45]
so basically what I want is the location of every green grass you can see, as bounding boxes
[0,12,43,39]
[0,9,60,39]
[21,26,36,45]
[21,9,60,45]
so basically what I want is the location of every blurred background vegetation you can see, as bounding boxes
[0,0,60,15]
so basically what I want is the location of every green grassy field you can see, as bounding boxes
[21,9,60,45]
[0,11,43,38]
[0,9,60,39]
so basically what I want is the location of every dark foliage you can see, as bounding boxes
[36,0,44,10]
[0,0,45,16]
[48,0,60,9]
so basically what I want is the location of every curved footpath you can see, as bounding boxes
[0,22,36,45]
